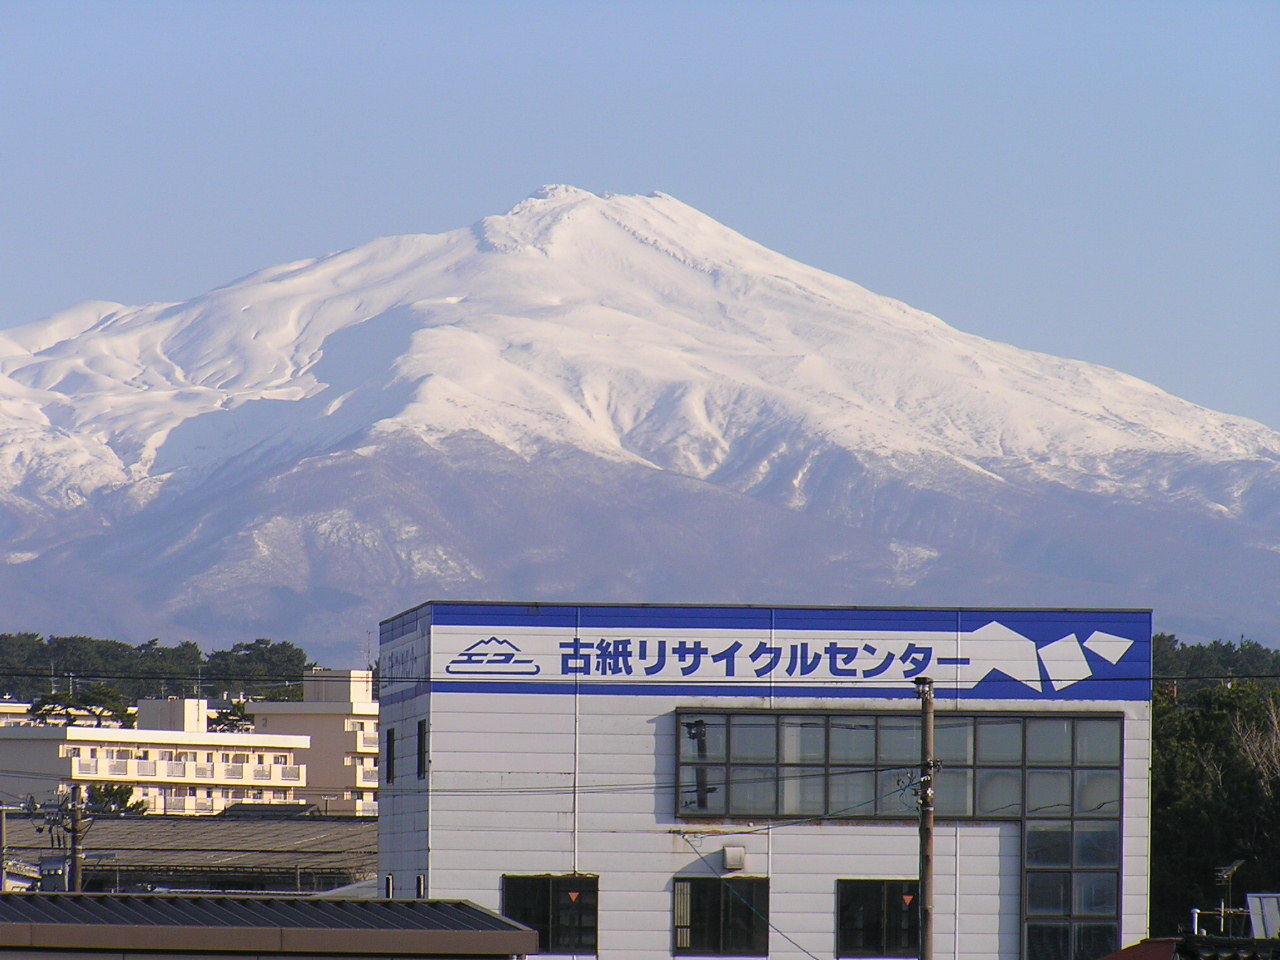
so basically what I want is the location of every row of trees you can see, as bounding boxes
[0,634,315,705]
[1151,633,1280,935]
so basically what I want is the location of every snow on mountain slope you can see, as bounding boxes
[1,185,1278,659]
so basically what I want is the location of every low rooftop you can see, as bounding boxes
[4,814,376,892]
[0,892,536,958]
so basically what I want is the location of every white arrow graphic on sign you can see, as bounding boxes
[955,621,1045,693]
[951,624,1133,693]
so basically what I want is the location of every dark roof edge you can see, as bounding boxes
[381,599,1154,625]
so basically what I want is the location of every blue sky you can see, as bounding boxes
[4,1,1277,426]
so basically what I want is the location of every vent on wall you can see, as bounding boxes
[722,845,746,871]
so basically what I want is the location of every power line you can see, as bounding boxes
[1,666,1270,685]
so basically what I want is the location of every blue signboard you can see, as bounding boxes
[381,603,1152,701]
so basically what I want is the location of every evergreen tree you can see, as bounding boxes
[86,783,148,815]
[1150,634,1280,935]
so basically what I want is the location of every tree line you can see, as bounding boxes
[0,633,315,705]
[1150,632,1280,935]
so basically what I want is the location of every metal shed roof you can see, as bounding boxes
[4,814,376,881]
[0,892,537,958]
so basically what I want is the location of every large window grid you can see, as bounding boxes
[1019,718,1122,960]
[676,712,1120,821]
[676,710,1123,960]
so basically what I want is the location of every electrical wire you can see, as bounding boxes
[678,834,821,960]
[0,667,1271,686]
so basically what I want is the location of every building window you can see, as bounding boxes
[673,877,768,956]
[837,880,918,957]
[385,727,395,784]
[502,874,598,955]
[677,710,1123,959]
[675,711,1121,823]
[417,718,427,779]
[1021,716,1122,960]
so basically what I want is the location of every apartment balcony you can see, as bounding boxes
[343,730,380,753]
[358,766,380,786]
[162,796,217,813]
[311,796,379,817]
[69,757,305,787]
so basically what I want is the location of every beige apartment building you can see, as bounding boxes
[249,669,379,816]
[0,698,308,814]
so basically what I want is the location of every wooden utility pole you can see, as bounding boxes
[915,676,935,960]
[68,785,84,893]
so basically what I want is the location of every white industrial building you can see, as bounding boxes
[379,603,1151,960]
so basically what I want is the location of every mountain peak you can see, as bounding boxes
[528,183,602,202]
[2,187,1279,658]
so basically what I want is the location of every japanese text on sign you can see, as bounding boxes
[558,637,968,681]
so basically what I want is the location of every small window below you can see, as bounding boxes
[417,718,427,779]
[673,876,768,956]
[837,879,919,958]
[502,874,598,955]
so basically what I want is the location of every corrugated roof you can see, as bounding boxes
[0,892,538,958]
[3,814,375,876]
[0,893,518,931]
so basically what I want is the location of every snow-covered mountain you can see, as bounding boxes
[2,185,1278,664]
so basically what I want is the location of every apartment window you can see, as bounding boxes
[385,727,396,784]
[837,880,919,957]
[416,719,427,779]
[502,874,598,955]
[673,877,768,956]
